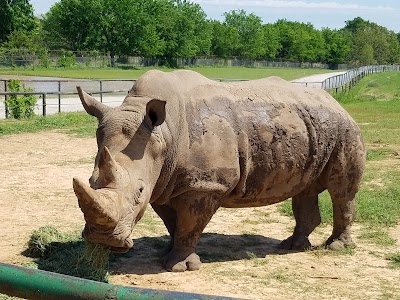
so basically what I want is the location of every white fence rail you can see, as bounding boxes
[322,65,400,90]
[292,65,400,90]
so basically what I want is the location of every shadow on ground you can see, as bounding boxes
[21,232,295,278]
[110,233,292,275]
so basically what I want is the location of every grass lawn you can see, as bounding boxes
[0,66,339,81]
[341,71,400,101]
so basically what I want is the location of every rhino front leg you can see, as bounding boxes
[151,203,176,250]
[280,194,321,250]
[164,192,220,272]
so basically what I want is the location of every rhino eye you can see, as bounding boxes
[122,126,131,137]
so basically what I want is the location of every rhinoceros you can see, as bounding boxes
[73,70,366,272]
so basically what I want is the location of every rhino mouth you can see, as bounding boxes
[82,223,134,253]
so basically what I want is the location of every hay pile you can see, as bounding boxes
[25,226,111,282]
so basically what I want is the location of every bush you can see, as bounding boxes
[38,49,51,68]
[57,50,76,68]
[5,79,37,119]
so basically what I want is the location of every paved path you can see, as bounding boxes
[291,71,346,88]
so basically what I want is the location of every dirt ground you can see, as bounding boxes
[0,131,399,300]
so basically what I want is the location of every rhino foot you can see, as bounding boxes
[279,235,312,250]
[163,250,201,272]
[325,235,355,250]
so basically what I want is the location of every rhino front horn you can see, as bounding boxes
[73,177,119,226]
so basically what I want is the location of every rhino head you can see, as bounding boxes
[73,87,166,253]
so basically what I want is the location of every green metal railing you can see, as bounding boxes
[0,263,239,300]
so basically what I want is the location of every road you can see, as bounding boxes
[291,71,347,88]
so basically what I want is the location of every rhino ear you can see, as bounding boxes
[146,99,166,127]
[77,86,109,119]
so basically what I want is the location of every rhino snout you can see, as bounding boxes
[82,224,134,252]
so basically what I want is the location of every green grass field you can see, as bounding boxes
[0,66,338,81]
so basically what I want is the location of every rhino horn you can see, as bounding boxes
[98,146,124,187]
[99,146,117,168]
[73,177,119,226]
[77,86,109,119]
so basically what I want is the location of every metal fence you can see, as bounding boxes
[0,79,135,119]
[292,64,400,91]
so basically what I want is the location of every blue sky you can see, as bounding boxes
[30,0,400,32]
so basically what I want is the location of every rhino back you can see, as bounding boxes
[178,76,361,206]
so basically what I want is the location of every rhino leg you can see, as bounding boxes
[280,194,321,250]
[163,193,220,272]
[324,189,356,250]
[151,203,176,251]
[324,142,364,250]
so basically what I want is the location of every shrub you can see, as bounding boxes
[5,79,37,119]
[57,50,76,68]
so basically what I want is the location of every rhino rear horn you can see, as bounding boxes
[73,177,119,226]
[77,86,110,119]
[98,146,123,187]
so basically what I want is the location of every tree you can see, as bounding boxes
[224,10,265,59]
[344,17,400,65]
[262,23,280,60]
[275,20,324,62]
[210,20,240,58]
[43,0,152,63]
[159,0,212,65]
[8,0,36,32]
[42,0,211,66]
[0,0,13,42]
[321,28,351,66]
[0,0,36,43]
[344,17,370,34]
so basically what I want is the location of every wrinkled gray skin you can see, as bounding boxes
[73,70,366,272]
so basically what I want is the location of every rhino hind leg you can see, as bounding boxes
[324,189,357,250]
[163,192,220,272]
[280,194,321,250]
[323,142,364,250]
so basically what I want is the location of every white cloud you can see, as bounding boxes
[195,0,394,11]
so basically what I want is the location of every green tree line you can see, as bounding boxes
[1,0,400,68]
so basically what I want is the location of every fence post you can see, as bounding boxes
[100,80,103,103]
[42,93,47,116]
[58,81,61,113]
[4,80,9,119]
